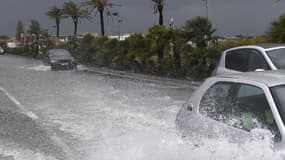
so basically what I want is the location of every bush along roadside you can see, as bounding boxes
[3,33,269,80]
[59,32,268,80]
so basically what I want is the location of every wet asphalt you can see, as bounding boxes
[0,54,194,160]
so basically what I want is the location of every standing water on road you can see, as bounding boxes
[0,55,284,160]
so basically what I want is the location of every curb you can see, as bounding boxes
[81,66,202,88]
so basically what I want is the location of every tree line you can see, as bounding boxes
[14,0,165,39]
[6,0,285,79]
[12,14,219,79]
[46,0,165,37]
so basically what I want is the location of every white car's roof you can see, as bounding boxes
[224,43,285,52]
[216,70,285,87]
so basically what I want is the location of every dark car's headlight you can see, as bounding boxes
[50,60,58,63]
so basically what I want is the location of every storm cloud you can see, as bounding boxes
[0,0,285,37]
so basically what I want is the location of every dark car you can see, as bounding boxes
[0,47,4,55]
[43,49,77,71]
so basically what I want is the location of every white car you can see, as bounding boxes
[212,44,285,76]
[176,71,285,147]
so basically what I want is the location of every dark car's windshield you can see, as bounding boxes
[267,48,285,69]
[48,50,71,59]
[271,85,285,124]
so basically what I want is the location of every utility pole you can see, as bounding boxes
[107,14,111,36]
[118,19,123,41]
[112,12,122,40]
[202,0,209,19]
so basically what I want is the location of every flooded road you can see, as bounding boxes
[0,55,283,160]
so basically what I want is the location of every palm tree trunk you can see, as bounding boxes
[36,33,39,55]
[56,19,60,38]
[99,10,105,36]
[73,18,78,35]
[158,7,163,25]
[157,41,164,60]
[173,43,182,77]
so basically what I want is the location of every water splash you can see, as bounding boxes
[20,65,51,71]
[85,128,285,160]
[0,143,57,160]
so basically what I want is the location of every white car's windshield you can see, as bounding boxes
[267,49,285,69]
[271,85,285,123]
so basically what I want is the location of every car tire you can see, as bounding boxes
[73,64,77,70]
[51,64,58,71]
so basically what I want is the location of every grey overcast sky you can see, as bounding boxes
[1,0,285,37]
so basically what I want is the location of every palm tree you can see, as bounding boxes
[47,5,64,37]
[152,0,164,25]
[82,0,119,36]
[16,20,25,42]
[63,1,88,35]
[183,17,216,49]
[27,20,41,54]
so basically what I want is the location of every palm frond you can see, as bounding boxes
[46,5,64,19]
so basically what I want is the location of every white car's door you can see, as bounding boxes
[177,78,282,143]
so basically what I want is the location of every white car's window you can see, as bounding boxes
[237,84,264,97]
[199,82,232,118]
[267,48,285,69]
[271,85,285,124]
[226,49,269,72]
[248,50,269,71]
[199,82,280,141]
[225,49,250,72]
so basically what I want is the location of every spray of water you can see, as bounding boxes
[19,64,87,72]
[20,65,51,71]
[0,143,57,160]
[81,127,285,160]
